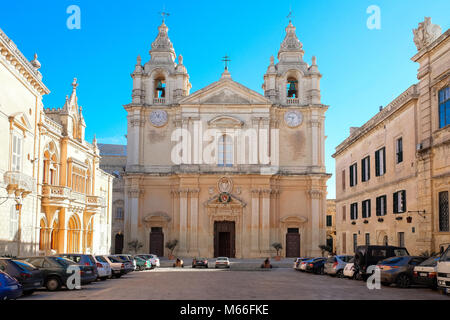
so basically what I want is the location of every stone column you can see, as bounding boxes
[57,208,67,253]
[251,189,260,254]
[310,118,320,168]
[179,189,188,254]
[261,189,271,254]
[127,187,142,245]
[189,188,199,255]
[309,189,323,256]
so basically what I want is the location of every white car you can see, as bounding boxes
[437,246,450,294]
[101,255,126,278]
[343,262,356,279]
[149,254,160,267]
[93,255,112,280]
[215,257,230,269]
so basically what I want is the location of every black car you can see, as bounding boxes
[192,258,208,268]
[57,254,99,279]
[0,258,43,296]
[305,257,327,274]
[354,245,409,280]
[20,256,97,291]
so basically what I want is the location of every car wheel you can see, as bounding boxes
[46,277,61,291]
[101,277,108,281]
[396,274,411,288]
[336,270,344,278]
[23,290,35,296]
[381,282,391,287]
[192,265,196,268]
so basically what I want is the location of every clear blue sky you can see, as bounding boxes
[1,0,449,199]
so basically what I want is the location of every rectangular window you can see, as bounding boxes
[342,169,346,191]
[361,156,370,182]
[396,137,403,164]
[350,203,358,220]
[342,233,346,254]
[376,195,387,216]
[12,134,22,172]
[362,199,371,218]
[439,86,450,128]
[353,234,358,253]
[116,207,124,220]
[393,190,407,213]
[398,232,405,247]
[326,215,332,227]
[375,147,386,176]
[439,191,449,232]
[342,205,346,222]
[365,233,370,245]
[349,163,357,187]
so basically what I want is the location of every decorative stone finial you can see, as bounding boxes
[93,134,97,147]
[413,17,442,51]
[270,55,275,65]
[178,54,183,65]
[72,78,78,91]
[312,56,317,65]
[30,53,41,70]
[136,55,142,65]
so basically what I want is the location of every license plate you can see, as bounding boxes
[34,282,41,286]
[419,273,427,277]
[86,271,92,274]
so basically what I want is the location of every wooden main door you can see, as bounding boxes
[214,221,235,258]
[286,228,300,257]
[114,234,124,254]
[149,227,164,257]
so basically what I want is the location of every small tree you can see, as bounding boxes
[165,239,178,258]
[272,242,283,257]
[319,245,333,257]
[128,240,143,254]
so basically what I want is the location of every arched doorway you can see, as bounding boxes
[67,215,80,253]
[286,228,300,257]
[115,233,124,254]
[149,227,164,256]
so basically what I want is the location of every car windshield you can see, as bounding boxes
[327,257,336,263]
[419,256,439,266]
[108,256,121,263]
[13,260,37,271]
[339,256,353,262]
[96,256,107,263]
[441,247,450,262]
[394,249,409,257]
[52,257,76,267]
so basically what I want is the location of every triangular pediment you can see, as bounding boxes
[179,78,273,105]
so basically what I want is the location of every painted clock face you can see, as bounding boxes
[284,110,303,128]
[150,110,168,127]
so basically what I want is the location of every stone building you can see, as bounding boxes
[116,19,331,258]
[0,27,113,256]
[333,18,449,256]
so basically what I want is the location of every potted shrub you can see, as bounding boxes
[165,239,178,260]
[272,242,283,261]
[128,239,143,254]
[319,245,333,257]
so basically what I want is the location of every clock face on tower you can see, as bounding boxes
[150,110,168,127]
[284,110,303,128]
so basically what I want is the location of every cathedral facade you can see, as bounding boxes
[120,20,330,258]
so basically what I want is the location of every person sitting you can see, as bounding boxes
[261,258,273,269]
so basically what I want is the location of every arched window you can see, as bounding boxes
[287,77,298,98]
[218,135,233,167]
[154,77,166,98]
[43,142,59,185]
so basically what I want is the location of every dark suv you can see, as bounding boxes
[354,245,409,280]
[57,254,99,279]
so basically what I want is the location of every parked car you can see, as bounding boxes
[113,255,136,272]
[135,254,159,268]
[192,257,209,268]
[215,257,230,269]
[0,270,23,300]
[437,245,450,295]
[173,258,184,268]
[0,258,43,295]
[92,256,112,280]
[343,260,357,279]
[354,245,409,280]
[134,256,151,271]
[298,258,315,271]
[305,257,327,274]
[324,255,353,278]
[101,255,126,278]
[57,254,99,280]
[413,255,441,289]
[378,256,427,288]
[20,256,96,291]
[293,258,311,270]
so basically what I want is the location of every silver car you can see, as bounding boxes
[324,255,353,277]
